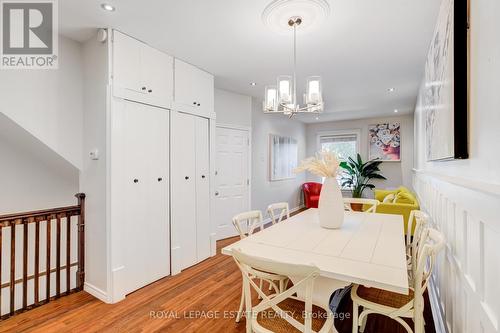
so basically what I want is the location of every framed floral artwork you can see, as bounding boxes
[368,122,401,162]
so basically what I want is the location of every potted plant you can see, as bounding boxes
[339,154,386,211]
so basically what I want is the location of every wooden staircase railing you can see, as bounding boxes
[0,193,85,320]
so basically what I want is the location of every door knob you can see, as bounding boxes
[193,101,197,105]
[148,89,153,93]
[157,177,163,182]
[197,103,201,107]
[185,176,189,180]
[141,87,147,91]
[201,175,205,179]
[215,191,219,196]
[133,178,139,183]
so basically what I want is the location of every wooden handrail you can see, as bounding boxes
[0,193,85,319]
[0,205,81,223]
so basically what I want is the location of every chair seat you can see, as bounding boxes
[255,297,329,333]
[355,285,414,309]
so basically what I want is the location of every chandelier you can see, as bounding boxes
[263,16,324,117]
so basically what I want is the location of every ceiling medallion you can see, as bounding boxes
[262,0,330,118]
[262,0,330,34]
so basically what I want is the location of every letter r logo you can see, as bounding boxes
[2,1,54,54]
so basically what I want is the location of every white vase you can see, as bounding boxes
[318,177,345,229]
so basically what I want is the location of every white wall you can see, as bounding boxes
[306,115,414,192]
[0,36,84,169]
[250,98,307,214]
[413,1,500,332]
[0,114,79,214]
[215,89,252,127]
[79,34,110,299]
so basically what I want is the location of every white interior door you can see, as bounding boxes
[215,126,250,240]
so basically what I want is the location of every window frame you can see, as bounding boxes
[316,129,361,189]
[316,129,361,160]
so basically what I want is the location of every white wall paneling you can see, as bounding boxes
[413,171,500,333]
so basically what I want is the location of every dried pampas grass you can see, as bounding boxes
[294,151,340,178]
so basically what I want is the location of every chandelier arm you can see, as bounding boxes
[279,102,296,112]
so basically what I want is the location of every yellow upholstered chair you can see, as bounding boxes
[374,187,420,235]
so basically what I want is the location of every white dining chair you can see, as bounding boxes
[351,228,445,333]
[343,198,379,213]
[267,202,290,225]
[406,210,429,271]
[232,210,264,239]
[232,248,334,333]
[231,210,289,323]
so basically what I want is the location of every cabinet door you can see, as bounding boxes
[195,117,211,262]
[174,59,197,110]
[113,31,143,94]
[170,111,198,270]
[112,100,170,295]
[194,70,214,117]
[174,59,214,118]
[141,45,173,107]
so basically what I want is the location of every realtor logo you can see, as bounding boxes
[1,0,58,69]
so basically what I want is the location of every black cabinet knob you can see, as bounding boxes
[193,101,197,105]
[141,87,147,91]
[197,103,201,106]
[157,177,163,182]
[185,176,189,180]
[133,179,139,183]
[148,89,153,93]
[201,175,206,179]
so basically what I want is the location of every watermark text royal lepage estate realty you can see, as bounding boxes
[1,0,58,69]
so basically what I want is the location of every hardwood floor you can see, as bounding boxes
[0,235,436,333]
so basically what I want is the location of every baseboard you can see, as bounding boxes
[428,276,448,333]
[262,205,305,227]
[84,282,111,303]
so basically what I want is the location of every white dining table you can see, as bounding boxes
[222,208,409,299]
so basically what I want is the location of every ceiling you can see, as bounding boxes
[59,0,440,123]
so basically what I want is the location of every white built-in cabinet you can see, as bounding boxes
[111,99,170,295]
[173,59,215,118]
[113,31,173,108]
[82,29,216,303]
[171,111,211,271]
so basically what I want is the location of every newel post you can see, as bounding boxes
[75,193,86,291]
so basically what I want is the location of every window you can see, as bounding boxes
[317,131,360,188]
[319,132,359,161]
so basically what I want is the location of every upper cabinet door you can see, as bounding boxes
[113,31,143,94]
[174,59,215,119]
[141,45,173,107]
[112,30,173,109]
[194,70,214,118]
